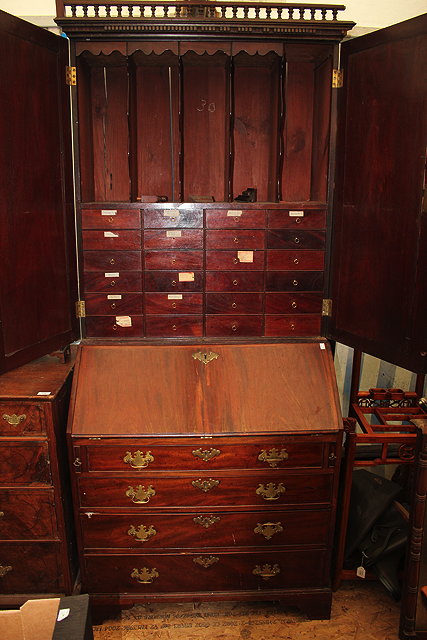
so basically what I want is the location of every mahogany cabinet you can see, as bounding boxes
[0,355,77,604]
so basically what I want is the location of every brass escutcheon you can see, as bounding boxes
[258,448,289,468]
[192,351,219,365]
[2,414,26,426]
[254,522,284,540]
[193,515,221,528]
[131,567,159,584]
[193,556,219,568]
[0,565,12,578]
[256,482,286,501]
[192,478,220,492]
[127,524,157,543]
[123,450,154,469]
[252,563,280,581]
[126,485,156,504]
[192,447,221,462]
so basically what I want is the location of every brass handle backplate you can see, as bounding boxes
[0,565,12,578]
[192,478,220,492]
[254,522,284,540]
[192,448,221,462]
[256,482,286,501]
[127,524,157,543]
[193,556,219,568]
[2,414,26,426]
[252,563,280,581]
[258,448,289,468]
[123,450,154,469]
[131,567,159,584]
[126,485,156,504]
[193,515,221,528]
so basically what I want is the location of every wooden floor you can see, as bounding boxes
[92,582,401,639]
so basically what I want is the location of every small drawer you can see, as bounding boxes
[205,272,263,292]
[206,315,262,337]
[206,209,266,229]
[84,272,142,293]
[81,208,141,229]
[144,229,203,249]
[206,250,264,271]
[143,209,203,228]
[145,293,203,314]
[0,403,45,436]
[265,293,323,314]
[205,293,263,314]
[83,251,142,271]
[145,250,203,270]
[267,250,324,271]
[267,209,326,229]
[0,442,50,484]
[85,316,144,338]
[206,230,265,250]
[84,293,143,316]
[266,271,324,292]
[267,230,325,250]
[145,316,203,337]
[265,315,322,337]
[144,271,203,292]
[82,230,142,251]
[0,543,62,593]
[0,489,56,539]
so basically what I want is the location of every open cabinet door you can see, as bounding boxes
[0,11,78,373]
[329,14,427,374]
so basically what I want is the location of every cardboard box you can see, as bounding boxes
[0,595,93,640]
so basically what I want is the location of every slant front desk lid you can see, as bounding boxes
[69,342,342,436]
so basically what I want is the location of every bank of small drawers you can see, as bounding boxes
[81,206,325,338]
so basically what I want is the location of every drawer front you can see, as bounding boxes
[145,250,203,270]
[83,251,142,271]
[145,293,203,314]
[145,316,203,337]
[205,293,263,314]
[0,543,61,593]
[143,209,203,229]
[84,272,142,293]
[267,250,324,271]
[0,404,45,437]
[84,549,328,593]
[265,293,323,314]
[0,489,56,539]
[82,230,142,251]
[205,272,263,292]
[267,210,326,229]
[144,229,203,249]
[0,443,50,484]
[85,316,144,338]
[81,509,330,549]
[265,315,322,337]
[85,293,143,316]
[267,230,326,250]
[81,209,141,229]
[145,271,203,292]
[206,250,264,271]
[77,473,333,508]
[206,210,266,229]
[266,272,324,292]
[206,315,263,337]
[206,230,265,250]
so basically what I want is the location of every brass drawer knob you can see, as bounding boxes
[293,258,299,264]
[193,556,219,568]
[292,279,298,287]
[192,448,221,462]
[171,280,177,287]
[233,236,239,243]
[231,302,237,309]
[233,258,238,264]
[127,524,157,543]
[0,565,12,578]
[232,279,238,286]
[291,301,297,309]
[256,482,286,501]
[131,567,159,584]
[126,485,156,504]
[0,512,4,518]
[123,450,154,469]
[252,563,280,581]
[109,258,116,265]
[294,237,300,244]
[2,414,26,426]
[110,280,116,287]
[254,522,284,540]
[192,478,220,492]
[193,515,221,528]
[258,448,289,468]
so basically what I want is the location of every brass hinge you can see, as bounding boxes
[66,66,76,86]
[75,300,86,318]
[322,299,333,317]
[332,69,343,88]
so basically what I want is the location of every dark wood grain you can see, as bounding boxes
[206,293,263,314]
[265,315,321,337]
[145,293,203,314]
[267,209,326,229]
[81,208,141,229]
[145,250,203,270]
[85,293,143,316]
[265,293,322,314]
[206,315,263,336]
[83,250,142,271]
[0,489,56,539]
[206,250,264,271]
[84,272,142,293]
[82,230,142,251]
[267,250,324,270]
[145,316,203,337]
[205,272,264,292]
[267,230,326,250]
[206,209,266,229]
[85,316,144,338]
[206,230,265,249]
[144,271,203,292]
[144,229,204,249]
[143,209,203,229]
[0,543,62,594]
[266,271,324,292]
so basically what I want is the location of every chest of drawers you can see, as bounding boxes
[69,341,343,619]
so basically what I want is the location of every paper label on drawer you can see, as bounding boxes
[319,342,326,350]
[166,230,182,238]
[168,294,183,300]
[37,391,51,396]
[104,272,119,278]
[115,316,132,327]
[108,294,122,300]
[238,250,253,263]
[101,209,117,215]
[164,209,179,217]
[289,210,304,217]
[104,231,119,238]
[179,272,195,282]
[227,209,242,217]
